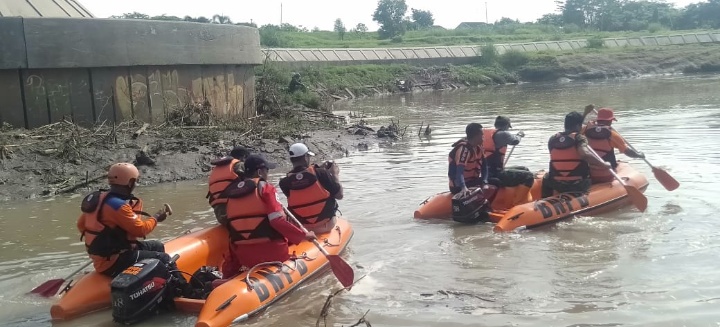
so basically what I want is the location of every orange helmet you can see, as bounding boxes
[108,163,139,186]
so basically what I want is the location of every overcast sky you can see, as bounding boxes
[80,0,700,30]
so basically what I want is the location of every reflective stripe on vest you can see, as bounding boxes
[225,178,284,244]
[583,122,618,169]
[80,192,138,258]
[448,138,483,180]
[286,166,332,225]
[548,132,590,181]
[207,158,240,206]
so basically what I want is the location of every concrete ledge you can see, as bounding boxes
[9,17,262,69]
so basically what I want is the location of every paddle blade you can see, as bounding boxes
[327,255,355,289]
[29,279,64,298]
[624,185,648,213]
[652,167,679,191]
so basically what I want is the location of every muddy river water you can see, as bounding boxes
[1,75,720,327]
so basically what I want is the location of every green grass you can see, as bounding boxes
[261,26,717,48]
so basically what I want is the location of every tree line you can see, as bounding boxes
[111,0,720,42]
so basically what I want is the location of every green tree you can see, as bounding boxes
[212,14,233,24]
[372,0,408,39]
[355,23,368,33]
[334,18,346,40]
[411,8,434,29]
[112,12,149,19]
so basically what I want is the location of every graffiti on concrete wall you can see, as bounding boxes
[0,65,256,128]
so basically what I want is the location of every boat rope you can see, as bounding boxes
[322,226,343,247]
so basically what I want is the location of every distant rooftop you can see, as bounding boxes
[0,0,94,18]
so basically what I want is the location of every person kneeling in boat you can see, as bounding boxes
[207,146,251,225]
[542,112,612,198]
[220,155,316,278]
[449,123,489,196]
[581,105,645,184]
[279,143,343,234]
[77,163,184,285]
[483,116,535,207]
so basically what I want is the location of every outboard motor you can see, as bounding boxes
[452,186,497,224]
[110,255,180,325]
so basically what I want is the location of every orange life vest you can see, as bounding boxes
[224,178,284,245]
[448,138,483,182]
[286,166,334,226]
[583,122,618,169]
[207,158,241,206]
[79,191,141,258]
[482,128,507,174]
[548,132,590,181]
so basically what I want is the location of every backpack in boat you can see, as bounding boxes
[452,187,491,224]
[110,256,181,325]
[184,266,223,300]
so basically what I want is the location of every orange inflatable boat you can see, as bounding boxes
[50,218,354,327]
[414,162,649,232]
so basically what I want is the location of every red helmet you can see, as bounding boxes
[108,163,139,186]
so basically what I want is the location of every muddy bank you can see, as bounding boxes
[0,112,388,201]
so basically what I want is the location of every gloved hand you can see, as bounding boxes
[637,152,645,159]
[516,131,525,138]
[459,186,471,198]
[305,231,317,240]
[325,161,339,175]
[584,104,595,116]
[153,204,172,222]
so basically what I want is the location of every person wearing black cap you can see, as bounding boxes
[542,112,611,198]
[279,143,343,234]
[219,154,316,278]
[482,116,534,207]
[207,146,250,225]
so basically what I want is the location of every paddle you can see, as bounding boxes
[29,261,93,297]
[585,145,648,212]
[590,108,679,191]
[29,203,174,298]
[282,207,354,289]
[503,133,524,167]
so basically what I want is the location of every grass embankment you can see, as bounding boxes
[262,27,717,48]
[260,42,720,108]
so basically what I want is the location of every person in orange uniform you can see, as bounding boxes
[541,112,611,198]
[279,143,343,234]
[483,116,535,206]
[207,146,251,225]
[449,123,488,196]
[77,163,175,277]
[220,155,316,278]
[581,105,645,183]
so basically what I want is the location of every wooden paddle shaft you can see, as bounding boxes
[282,207,331,256]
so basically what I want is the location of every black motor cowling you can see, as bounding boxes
[110,258,177,325]
[452,187,493,224]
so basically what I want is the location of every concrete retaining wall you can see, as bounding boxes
[264,31,720,65]
[0,17,262,128]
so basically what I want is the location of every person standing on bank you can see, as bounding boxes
[279,143,343,234]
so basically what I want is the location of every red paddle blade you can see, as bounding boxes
[29,279,64,298]
[652,167,679,191]
[327,255,354,289]
[624,185,648,213]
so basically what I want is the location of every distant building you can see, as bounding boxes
[0,0,94,18]
[455,22,488,30]
[430,25,446,30]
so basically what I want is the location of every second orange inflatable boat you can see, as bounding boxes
[414,162,649,231]
[50,218,354,327]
